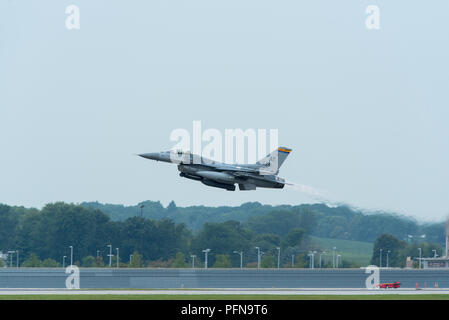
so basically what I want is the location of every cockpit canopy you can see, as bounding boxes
[168,149,191,156]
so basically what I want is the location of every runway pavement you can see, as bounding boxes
[0,288,449,295]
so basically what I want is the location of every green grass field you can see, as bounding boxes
[1,294,449,300]
[310,236,373,266]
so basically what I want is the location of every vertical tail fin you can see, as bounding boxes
[256,147,292,174]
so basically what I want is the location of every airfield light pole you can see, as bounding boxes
[233,251,243,269]
[107,244,112,267]
[418,248,422,269]
[69,246,73,266]
[433,249,438,258]
[191,255,196,268]
[379,249,383,268]
[116,248,119,268]
[16,250,19,268]
[291,255,295,268]
[8,251,14,268]
[255,247,260,269]
[202,249,211,269]
[337,255,341,268]
[259,251,265,267]
[386,250,390,268]
[319,251,325,268]
[308,251,316,269]
[276,247,281,269]
[63,256,66,269]
[332,247,336,268]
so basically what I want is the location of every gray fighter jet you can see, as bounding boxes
[139,147,292,191]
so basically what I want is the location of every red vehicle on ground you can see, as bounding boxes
[378,281,401,289]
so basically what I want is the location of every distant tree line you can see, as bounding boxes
[0,203,316,268]
[0,202,445,268]
[371,234,443,268]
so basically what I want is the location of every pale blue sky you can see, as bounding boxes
[1,1,448,221]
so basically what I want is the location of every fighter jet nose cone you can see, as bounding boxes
[138,153,159,160]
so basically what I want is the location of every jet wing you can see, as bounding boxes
[232,172,267,181]
[211,164,259,174]
[199,161,277,176]
[232,171,285,183]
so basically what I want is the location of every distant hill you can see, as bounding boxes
[310,236,373,266]
[80,201,445,245]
